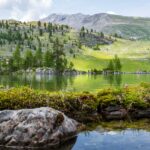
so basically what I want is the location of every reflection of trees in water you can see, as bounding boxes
[54,75,68,91]
[0,75,25,88]
[115,75,122,86]
[0,137,77,150]
[104,75,122,87]
[0,74,75,91]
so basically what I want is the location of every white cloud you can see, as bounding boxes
[0,0,53,21]
[106,11,117,15]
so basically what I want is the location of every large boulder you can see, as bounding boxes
[0,107,79,149]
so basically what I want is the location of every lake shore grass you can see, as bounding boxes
[0,82,149,123]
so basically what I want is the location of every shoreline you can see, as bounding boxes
[1,67,150,75]
[0,83,149,123]
[12,69,150,75]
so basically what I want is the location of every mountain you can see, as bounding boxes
[41,13,150,39]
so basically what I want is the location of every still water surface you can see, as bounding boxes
[1,125,150,150]
[0,74,150,150]
[71,129,150,150]
[0,74,150,92]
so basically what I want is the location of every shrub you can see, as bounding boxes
[0,83,149,114]
[97,88,123,108]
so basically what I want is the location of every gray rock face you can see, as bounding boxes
[0,107,79,148]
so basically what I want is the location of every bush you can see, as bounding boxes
[0,84,149,114]
[97,88,123,108]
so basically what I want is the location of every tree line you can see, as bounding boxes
[0,38,74,74]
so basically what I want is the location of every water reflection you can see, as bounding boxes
[0,137,77,150]
[1,128,150,150]
[72,129,150,150]
[103,74,122,87]
[1,119,150,150]
[0,74,150,92]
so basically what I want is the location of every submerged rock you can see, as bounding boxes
[0,107,79,149]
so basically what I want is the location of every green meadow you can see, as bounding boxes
[70,38,150,72]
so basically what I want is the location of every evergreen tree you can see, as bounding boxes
[37,21,41,28]
[44,50,53,67]
[44,23,47,30]
[100,32,104,38]
[8,58,14,72]
[113,55,122,72]
[39,29,43,36]
[23,50,33,69]
[48,23,52,32]
[5,21,9,29]
[12,44,22,70]
[80,26,85,37]
[35,47,43,67]
[49,31,52,39]
[69,62,74,70]
[52,38,68,73]
[107,60,114,71]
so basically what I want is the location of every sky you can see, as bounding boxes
[0,0,150,21]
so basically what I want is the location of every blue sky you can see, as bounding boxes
[0,0,150,21]
[51,0,150,16]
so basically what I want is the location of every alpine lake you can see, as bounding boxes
[0,73,150,150]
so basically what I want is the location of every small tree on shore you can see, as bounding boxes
[107,60,114,71]
[113,55,122,72]
[106,55,122,72]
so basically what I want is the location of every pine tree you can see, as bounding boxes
[100,32,104,38]
[44,23,47,30]
[107,60,114,71]
[23,50,33,69]
[69,62,74,70]
[44,50,53,67]
[52,38,68,73]
[113,55,122,72]
[80,26,85,37]
[39,29,43,36]
[12,44,22,70]
[37,21,41,28]
[35,47,43,67]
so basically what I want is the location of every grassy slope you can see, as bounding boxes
[69,36,150,72]
[0,21,150,72]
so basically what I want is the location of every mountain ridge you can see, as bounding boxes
[41,13,150,39]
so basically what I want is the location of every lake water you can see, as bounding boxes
[0,74,150,92]
[0,73,150,150]
[71,129,150,150]
[1,122,150,150]
[60,120,150,150]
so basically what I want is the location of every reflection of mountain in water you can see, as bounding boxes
[0,137,77,150]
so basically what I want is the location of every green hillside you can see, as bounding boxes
[0,20,150,73]
[70,42,150,72]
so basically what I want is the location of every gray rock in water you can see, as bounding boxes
[0,107,79,149]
